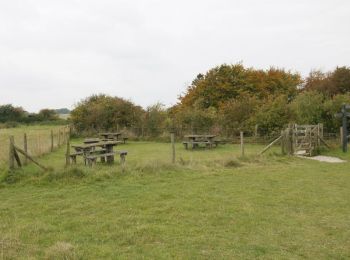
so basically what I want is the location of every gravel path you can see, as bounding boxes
[297,155,346,163]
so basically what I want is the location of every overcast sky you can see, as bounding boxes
[0,0,349,112]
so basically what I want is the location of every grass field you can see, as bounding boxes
[0,141,350,259]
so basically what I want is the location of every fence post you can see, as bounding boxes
[340,126,343,148]
[65,137,70,167]
[61,128,65,144]
[254,124,258,140]
[340,126,344,149]
[286,124,294,155]
[67,126,70,140]
[9,136,15,170]
[58,130,61,147]
[51,130,54,152]
[64,127,68,144]
[281,130,285,154]
[291,124,296,155]
[24,133,28,165]
[240,131,244,157]
[171,132,175,163]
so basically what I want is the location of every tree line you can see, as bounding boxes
[70,63,350,136]
[0,105,65,127]
[2,63,349,135]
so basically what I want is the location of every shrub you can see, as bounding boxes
[70,94,144,132]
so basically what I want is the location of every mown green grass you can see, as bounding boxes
[0,142,350,259]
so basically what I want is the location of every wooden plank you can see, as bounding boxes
[14,148,22,167]
[318,136,331,149]
[85,152,116,159]
[14,145,47,171]
[184,135,216,138]
[83,138,100,144]
[259,135,282,155]
[99,132,122,137]
[72,141,121,150]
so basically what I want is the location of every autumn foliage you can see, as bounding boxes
[70,64,350,136]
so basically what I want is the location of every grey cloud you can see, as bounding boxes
[0,0,349,111]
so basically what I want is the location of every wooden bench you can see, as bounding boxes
[183,141,213,149]
[85,152,116,167]
[122,137,128,144]
[85,151,128,167]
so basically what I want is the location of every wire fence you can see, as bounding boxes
[0,126,70,168]
[80,126,341,145]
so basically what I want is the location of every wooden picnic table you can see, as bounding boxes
[183,135,218,149]
[83,138,101,144]
[99,132,129,144]
[72,141,122,163]
[99,132,122,140]
[184,135,216,140]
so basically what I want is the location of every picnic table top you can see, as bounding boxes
[72,141,122,149]
[184,135,217,139]
[99,132,122,136]
[83,138,101,144]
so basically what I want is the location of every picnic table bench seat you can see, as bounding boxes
[84,150,128,167]
[183,140,216,149]
[85,152,116,166]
